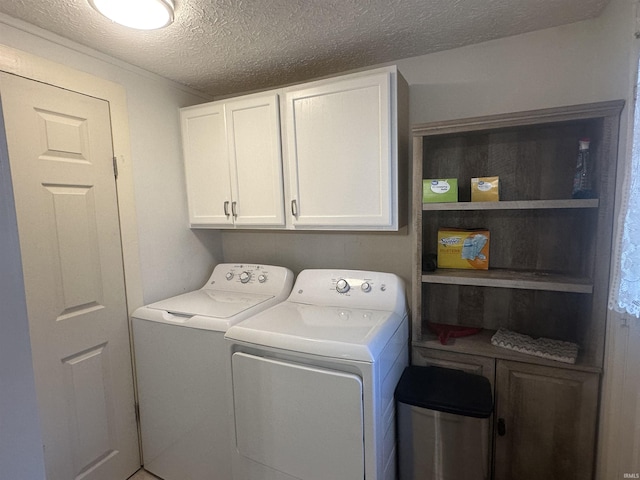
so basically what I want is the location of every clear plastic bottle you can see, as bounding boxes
[572,138,594,199]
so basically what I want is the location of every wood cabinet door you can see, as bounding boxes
[283,70,395,229]
[494,361,599,480]
[225,94,285,227]
[180,102,234,227]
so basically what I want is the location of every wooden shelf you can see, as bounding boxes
[411,102,623,477]
[414,329,602,373]
[422,268,593,293]
[422,199,599,211]
[412,100,624,377]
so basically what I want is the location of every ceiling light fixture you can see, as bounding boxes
[89,0,175,30]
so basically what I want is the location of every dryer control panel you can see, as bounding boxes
[290,269,406,315]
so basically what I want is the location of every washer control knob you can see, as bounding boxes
[336,279,350,294]
[258,274,267,283]
[226,272,234,281]
[239,271,251,283]
[361,282,372,293]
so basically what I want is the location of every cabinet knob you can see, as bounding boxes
[224,201,230,217]
[232,201,238,218]
[291,199,298,217]
[497,418,506,436]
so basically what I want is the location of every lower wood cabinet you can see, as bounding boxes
[411,348,600,480]
[494,360,599,480]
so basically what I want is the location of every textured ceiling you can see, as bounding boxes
[0,0,610,97]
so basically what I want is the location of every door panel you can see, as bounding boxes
[45,184,104,317]
[61,344,118,477]
[0,72,139,480]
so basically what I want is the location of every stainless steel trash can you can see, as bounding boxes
[395,366,493,480]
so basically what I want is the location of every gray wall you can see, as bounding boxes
[222,228,414,284]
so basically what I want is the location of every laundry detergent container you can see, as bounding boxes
[395,365,493,480]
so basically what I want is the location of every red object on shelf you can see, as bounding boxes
[427,322,482,345]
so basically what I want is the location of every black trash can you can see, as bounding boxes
[395,366,493,480]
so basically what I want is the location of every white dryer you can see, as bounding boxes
[132,264,294,480]
[225,269,409,480]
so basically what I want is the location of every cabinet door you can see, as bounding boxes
[180,103,233,227]
[284,70,395,229]
[494,361,599,480]
[226,94,285,226]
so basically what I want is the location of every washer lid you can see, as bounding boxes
[224,302,405,362]
[147,289,274,319]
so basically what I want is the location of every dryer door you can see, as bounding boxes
[232,352,364,480]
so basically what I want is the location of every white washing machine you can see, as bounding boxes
[225,269,409,480]
[131,264,294,480]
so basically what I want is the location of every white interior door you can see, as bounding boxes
[232,352,364,480]
[0,72,139,480]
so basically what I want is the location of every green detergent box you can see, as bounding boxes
[423,179,458,203]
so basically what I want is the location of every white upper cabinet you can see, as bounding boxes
[180,93,285,228]
[225,95,285,227]
[180,66,406,230]
[283,67,404,230]
[181,103,233,227]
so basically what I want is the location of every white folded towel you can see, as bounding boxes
[491,328,579,364]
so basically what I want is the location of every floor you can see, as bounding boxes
[129,469,161,480]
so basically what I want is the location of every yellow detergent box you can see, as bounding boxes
[437,228,490,270]
[423,179,458,203]
[471,176,500,202]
